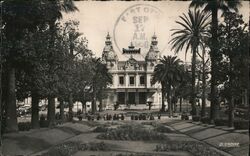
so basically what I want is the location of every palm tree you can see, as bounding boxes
[170,9,210,116]
[196,54,210,118]
[152,56,184,116]
[190,0,241,122]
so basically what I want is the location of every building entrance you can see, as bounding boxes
[128,92,136,104]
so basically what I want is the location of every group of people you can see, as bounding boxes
[131,113,161,120]
[104,113,125,120]
[85,113,162,121]
[86,113,125,121]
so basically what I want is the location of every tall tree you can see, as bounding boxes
[152,56,184,116]
[43,0,78,126]
[175,69,192,113]
[196,56,210,118]
[190,0,241,122]
[170,9,210,116]
[91,58,112,113]
[1,0,48,132]
[218,11,248,127]
[1,0,78,131]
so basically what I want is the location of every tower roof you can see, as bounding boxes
[102,33,118,62]
[145,33,160,61]
[122,42,140,54]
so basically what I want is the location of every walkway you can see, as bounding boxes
[165,120,249,156]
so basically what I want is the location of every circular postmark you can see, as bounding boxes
[113,4,167,57]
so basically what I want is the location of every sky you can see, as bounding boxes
[63,1,249,62]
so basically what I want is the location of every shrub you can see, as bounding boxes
[201,117,210,124]
[192,116,200,122]
[234,119,249,130]
[155,141,225,156]
[18,122,31,131]
[97,124,169,141]
[154,125,174,133]
[93,125,110,132]
[42,141,110,156]
[141,122,157,127]
[115,153,159,156]
[40,119,49,128]
[42,141,80,156]
[214,119,228,126]
[78,142,110,151]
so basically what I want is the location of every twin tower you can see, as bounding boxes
[101,33,161,71]
[100,33,162,109]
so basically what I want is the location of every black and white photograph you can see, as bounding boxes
[0,0,249,156]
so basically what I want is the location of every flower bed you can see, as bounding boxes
[97,124,169,141]
[154,125,174,133]
[155,141,225,156]
[18,122,32,131]
[200,116,210,124]
[116,153,170,156]
[93,125,110,132]
[214,119,228,126]
[234,119,249,130]
[192,116,200,122]
[41,141,110,156]
[141,122,157,127]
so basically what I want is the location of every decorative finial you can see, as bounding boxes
[106,32,110,39]
[152,32,157,39]
[129,41,135,49]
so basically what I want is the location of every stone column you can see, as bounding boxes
[114,90,117,103]
[136,73,139,87]
[125,73,129,87]
[146,74,151,88]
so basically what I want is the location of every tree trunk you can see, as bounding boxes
[92,85,97,114]
[59,99,64,121]
[99,89,103,112]
[191,45,197,116]
[161,82,166,112]
[201,51,206,118]
[228,59,234,127]
[99,98,103,112]
[0,59,2,153]
[31,91,40,129]
[5,67,18,132]
[179,97,182,112]
[228,96,234,127]
[168,92,172,117]
[68,93,73,121]
[167,85,172,117]
[81,100,86,114]
[161,90,165,112]
[210,6,219,123]
[172,87,176,113]
[47,97,55,127]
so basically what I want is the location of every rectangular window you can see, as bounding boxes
[119,76,124,85]
[140,76,145,85]
[129,76,135,85]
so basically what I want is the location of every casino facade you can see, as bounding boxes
[101,33,162,110]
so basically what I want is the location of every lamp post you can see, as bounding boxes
[0,2,3,155]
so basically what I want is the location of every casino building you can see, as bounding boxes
[101,33,162,110]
